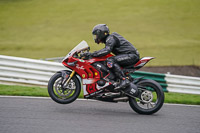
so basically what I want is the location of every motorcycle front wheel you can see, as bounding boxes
[48,72,81,104]
[129,79,164,115]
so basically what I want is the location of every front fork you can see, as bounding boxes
[60,70,76,88]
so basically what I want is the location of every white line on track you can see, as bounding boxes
[0,95,200,107]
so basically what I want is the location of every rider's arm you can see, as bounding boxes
[92,36,117,57]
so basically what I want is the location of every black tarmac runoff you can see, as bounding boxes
[0,96,199,133]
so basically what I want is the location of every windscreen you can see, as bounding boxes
[62,40,89,61]
[69,40,89,54]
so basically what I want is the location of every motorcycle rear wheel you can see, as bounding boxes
[48,72,81,104]
[129,79,164,115]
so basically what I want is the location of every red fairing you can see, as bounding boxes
[62,53,114,97]
[134,57,154,68]
[61,41,154,97]
[62,54,113,80]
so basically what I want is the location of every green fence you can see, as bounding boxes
[130,71,168,92]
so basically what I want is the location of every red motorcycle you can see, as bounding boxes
[48,41,164,114]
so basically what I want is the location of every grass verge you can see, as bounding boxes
[0,84,199,105]
[0,0,200,66]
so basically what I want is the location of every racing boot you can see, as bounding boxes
[112,63,130,90]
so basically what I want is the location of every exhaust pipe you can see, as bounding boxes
[113,97,129,102]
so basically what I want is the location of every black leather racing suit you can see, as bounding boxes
[92,32,140,79]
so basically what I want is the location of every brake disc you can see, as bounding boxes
[54,78,74,97]
[140,90,153,103]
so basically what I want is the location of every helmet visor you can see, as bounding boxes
[93,35,97,40]
[93,34,100,44]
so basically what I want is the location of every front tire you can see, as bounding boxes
[129,79,164,115]
[48,72,81,104]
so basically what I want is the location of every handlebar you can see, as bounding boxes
[80,52,92,60]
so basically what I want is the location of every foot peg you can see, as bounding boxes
[104,78,118,88]
[114,78,130,90]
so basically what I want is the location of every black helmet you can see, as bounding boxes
[92,24,110,44]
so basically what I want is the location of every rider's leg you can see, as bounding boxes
[113,63,130,89]
[106,54,140,89]
[106,57,130,89]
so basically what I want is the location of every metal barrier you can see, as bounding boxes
[0,55,65,86]
[165,74,200,94]
[0,55,200,94]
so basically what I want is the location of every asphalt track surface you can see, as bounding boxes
[0,96,199,133]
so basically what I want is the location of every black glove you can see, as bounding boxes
[84,52,92,57]
[80,52,93,58]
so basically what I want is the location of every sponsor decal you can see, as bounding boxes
[82,74,85,78]
[117,56,130,61]
[95,72,98,76]
[107,62,113,68]
[76,64,84,70]
[87,59,95,63]
[130,88,136,94]
[79,59,85,62]
[97,64,101,68]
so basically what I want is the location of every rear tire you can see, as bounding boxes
[129,79,164,115]
[48,72,81,104]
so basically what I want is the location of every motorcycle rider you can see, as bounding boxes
[86,24,140,89]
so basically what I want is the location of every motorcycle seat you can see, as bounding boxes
[123,64,135,69]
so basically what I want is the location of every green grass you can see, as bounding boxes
[0,0,200,66]
[0,84,200,105]
[164,92,200,105]
[0,84,84,98]
[0,84,49,97]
